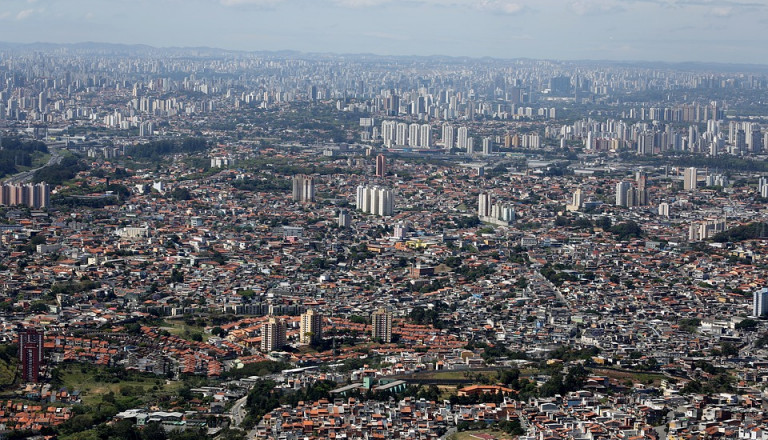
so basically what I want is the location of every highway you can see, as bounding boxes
[3,147,63,184]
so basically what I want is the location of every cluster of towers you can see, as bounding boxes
[356,185,394,216]
[0,182,50,209]
[380,121,432,148]
[478,193,515,225]
[615,172,649,207]
[259,308,395,352]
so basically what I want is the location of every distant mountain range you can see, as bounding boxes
[1,41,767,72]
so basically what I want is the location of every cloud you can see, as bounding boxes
[709,6,733,16]
[477,0,527,14]
[219,0,284,5]
[568,0,625,15]
[15,8,40,20]
[334,0,391,6]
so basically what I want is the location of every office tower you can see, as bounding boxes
[300,309,323,344]
[683,167,697,191]
[482,137,493,155]
[457,127,469,151]
[753,288,768,318]
[260,317,287,352]
[19,328,43,383]
[478,193,491,218]
[371,307,392,343]
[356,185,394,216]
[442,124,455,150]
[338,209,351,228]
[292,175,315,203]
[615,182,631,207]
[636,172,648,206]
[375,154,386,177]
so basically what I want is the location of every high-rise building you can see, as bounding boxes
[658,202,670,217]
[482,137,493,155]
[753,288,768,318]
[356,185,394,216]
[615,181,631,207]
[457,127,469,151]
[381,120,396,147]
[300,309,323,345]
[478,193,491,218]
[371,307,392,343]
[636,172,648,206]
[19,328,43,383]
[408,123,420,147]
[375,154,386,177]
[338,209,351,228]
[0,183,50,209]
[419,124,431,148]
[442,124,455,150]
[684,167,697,191]
[396,123,408,146]
[292,175,315,203]
[260,317,287,352]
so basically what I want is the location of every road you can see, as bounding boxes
[229,394,248,427]
[3,147,63,184]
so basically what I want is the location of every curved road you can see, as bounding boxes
[3,147,63,184]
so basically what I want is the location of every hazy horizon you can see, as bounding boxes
[2,0,767,65]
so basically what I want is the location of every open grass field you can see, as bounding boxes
[161,319,209,342]
[448,430,518,440]
[592,368,667,386]
[58,363,181,407]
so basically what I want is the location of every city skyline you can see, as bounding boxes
[2,0,768,65]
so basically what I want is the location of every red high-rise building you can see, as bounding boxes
[375,154,386,177]
[19,328,43,383]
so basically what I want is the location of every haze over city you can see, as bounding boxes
[2,0,768,64]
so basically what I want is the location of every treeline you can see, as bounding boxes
[33,156,87,185]
[0,137,49,177]
[242,379,337,429]
[232,177,291,192]
[125,137,208,159]
[629,152,768,173]
[713,222,767,242]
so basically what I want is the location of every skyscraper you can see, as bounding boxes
[292,175,315,203]
[408,123,420,147]
[300,309,323,345]
[615,181,631,207]
[478,193,491,218]
[19,328,43,383]
[442,124,455,150]
[684,167,697,191]
[371,307,392,343]
[457,127,469,151]
[753,288,768,318]
[419,124,431,148]
[261,317,287,352]
[636,172,648,206]
[482,137,493,155]
[338,209,351,228]
[375,154,386,177]
[356,185,394,216]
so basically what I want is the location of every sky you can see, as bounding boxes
[1,0,768,64]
